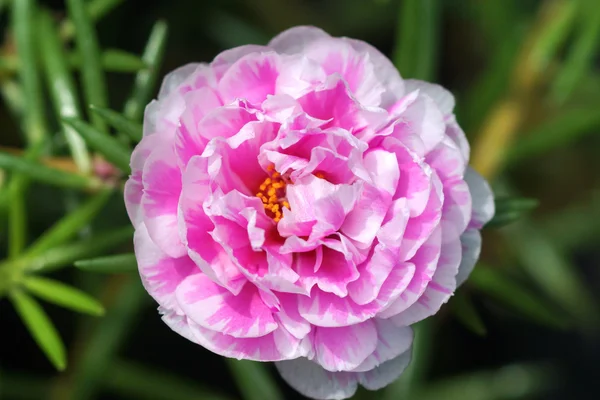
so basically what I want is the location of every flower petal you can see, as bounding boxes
[464,166,495,229]
[176,274,278,338]
[313,320,378,372]
[141,142,186,258]
[352,320,413,372]
[275,358,358,400]
[456,228,482,286]
[188,320,307,361]
[134,223,198,313]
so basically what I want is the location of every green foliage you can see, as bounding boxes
[75,253,138,273]
[0,151,102,190]
[63,117,132,173]
[10,290,67,370]
[393,0,440,81]
[23,276,105,316]
[226,359,284,400]
[486,197,539,228]
[66,0,109,133]
[450,292,487,336]
[90,105,143,142]
[469,265,569,329]
[123,21,169,121]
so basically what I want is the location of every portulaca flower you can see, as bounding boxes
[125,26,494,400]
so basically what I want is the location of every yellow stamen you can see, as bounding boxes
[256,165,289,223]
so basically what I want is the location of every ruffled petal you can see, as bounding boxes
[313,320,378,372]
[175,274,278,338]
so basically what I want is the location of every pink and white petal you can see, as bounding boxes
[275,358,358,400]
[175,88,223,166]
[343,37,405,108]
[445,115,470,163]
[398,93,445,154]
[404,79,455,115]
[299,289,381,327]
[223,121,279,193]
[276,55,327,99]
[141,143,186,258]
[464,166,495,229]
[357,349,412,390]
[440,178,472,244]
[297,77,387,133]
[126,134,164,226]
[347,245,397,305]
[304,39,384,106]
[180,157,247,294]
[157,63,203,99]
[297,247,359,297]
[341,183,391,249]
[363,149,400,196]
[134,223,198,312]
[382,137,432,217]
[275,293,312,340]
[426,137,467,182]
[377,198,410,249]
[189,321,306,361]
[281,175,361,240]
[211,45,272,79]
[218,52,281,104]
[269,26,331,55]
[378,226,442,318]
[456,228,482,286]
[398,173,443,261]
[313,320,378,372]
[176,274,277,338]
[352,320,413,372]
[390,236,461,326]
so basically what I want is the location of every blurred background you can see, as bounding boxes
[1,0,599,399]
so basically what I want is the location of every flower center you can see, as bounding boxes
[256,165,290,223]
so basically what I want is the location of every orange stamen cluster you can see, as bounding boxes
[256,165,290,223]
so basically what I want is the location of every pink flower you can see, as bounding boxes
[125,26,494,400]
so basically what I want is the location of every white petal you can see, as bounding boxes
[276,358,358,400]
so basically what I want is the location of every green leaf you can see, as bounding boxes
[75,253,137,274]
[10,290,67,370]
[469,265,568,329]
[27,190,113,257]
[22,226,133,272]
[550,3,600,104]
[37,10,91,173]
[506,106,600,165]
[63,117,131,173]
[123,20,168,122]
[7,175,28,258]
[505,222,600,330]
[104,360,233,400]
[69,279,147,400]
[101,49,147,72]
[412,363,553,400]
[61,0,126,39]
[226,359,283,400]
[392,0,440,81]
[68,50,147,73]
[89,105,143,142]
[12,0,47,146]
[23,276,104,316]
[486,197,539,228]
[66,0,108,133]
[450,291,487,336]
[0,151,102,190]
